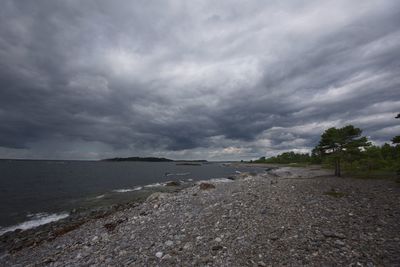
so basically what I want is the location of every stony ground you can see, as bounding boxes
[1,167,400,266]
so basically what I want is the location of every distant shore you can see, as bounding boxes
[101,156,208,163]
[1,166,400,266]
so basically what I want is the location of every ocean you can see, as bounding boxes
[0,160,260,235]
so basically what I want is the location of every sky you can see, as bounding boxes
[0,0,399,161]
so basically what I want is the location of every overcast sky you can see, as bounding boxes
[0,1,399,160]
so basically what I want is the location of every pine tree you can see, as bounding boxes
[316,125,370,177]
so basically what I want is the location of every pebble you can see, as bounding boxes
[155,252,163,258]
[165,240,174,246]
[162,254,172,260]
[334,240,345,246]
[183,242,192,250]
[211,245,223,251]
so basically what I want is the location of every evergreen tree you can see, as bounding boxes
[315,125,370,177]
[392,113,400,144]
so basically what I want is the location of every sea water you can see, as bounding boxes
[0,160,261,235]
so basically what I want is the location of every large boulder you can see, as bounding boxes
[165,181,180,186]
[199,183,216,190]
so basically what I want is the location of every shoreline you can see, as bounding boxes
[0,162,267,240]
[0,174,243,253]
[1,166,400,266]
[0,180,192,253]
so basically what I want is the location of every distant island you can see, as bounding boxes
[101,157,208,163]
[102,157,173,162]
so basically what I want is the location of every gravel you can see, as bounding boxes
[1,166,399,266]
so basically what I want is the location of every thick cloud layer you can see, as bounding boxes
[0,1,399,160]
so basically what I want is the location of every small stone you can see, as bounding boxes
[212,245,223,251]
[198,256,212,264]
[270,235,279,241]
[165,240,174,246]
[260,208,268,215]
[334,240,345,246]
[183,242,192,250]
[322,230,345,239]
[162,254,172,260]
[258,261,267,267]
[215,237,222,242]
[155,252,163,258]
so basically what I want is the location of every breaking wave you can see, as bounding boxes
[0,212,69,236]
[112,187,143,193]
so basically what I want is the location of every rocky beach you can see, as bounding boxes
[1,166,399,266]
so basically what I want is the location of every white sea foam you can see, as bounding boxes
[196,178,233,184]
[144,183,164,188]
[112,187,143,193]
[113,182,165,192]
[0,212,69,236]
[174,172,190,176]
[165,172,190,177]
[210,178,234,183]
[95,194,105,199]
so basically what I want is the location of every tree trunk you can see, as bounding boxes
[334,158,341,177]
[334,159,338,176]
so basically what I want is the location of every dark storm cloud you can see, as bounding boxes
[0,0,399,160]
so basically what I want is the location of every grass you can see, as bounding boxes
[344,169,399,181]
[247,162,311,167]
[286,162,311,167]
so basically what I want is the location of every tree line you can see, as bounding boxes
[254,114,400,177]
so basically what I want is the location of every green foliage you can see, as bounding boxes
[254,120,400,179]
[392,135,400,144]
[254,151,310,164]
[314,125,370,176]
[316,125,370,155]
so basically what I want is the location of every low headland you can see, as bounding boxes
[1,165,399,266]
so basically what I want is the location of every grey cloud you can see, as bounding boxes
[0,0,399,160]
